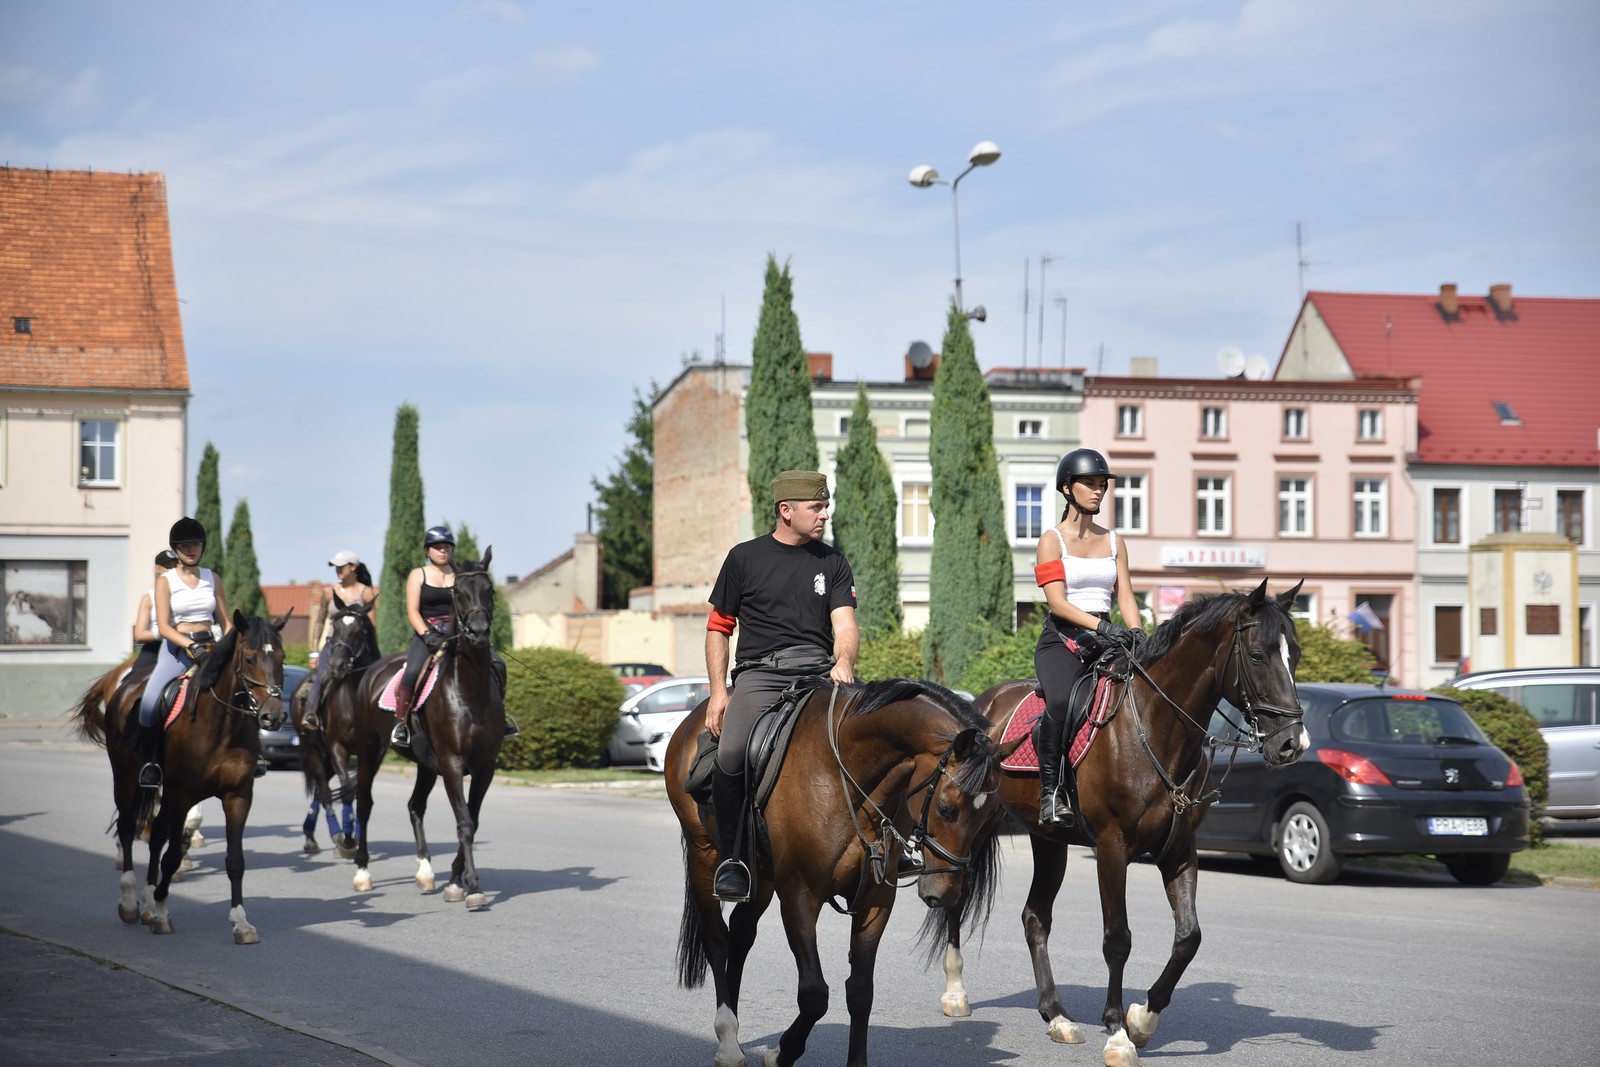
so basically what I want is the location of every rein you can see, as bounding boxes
[199,642,284,728]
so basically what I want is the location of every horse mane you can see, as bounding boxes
[194,615,278,690]
[1137,588,1295,664]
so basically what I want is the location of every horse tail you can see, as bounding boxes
[68,672,112,747]
[135,782,159,834]
[675,838,709,988]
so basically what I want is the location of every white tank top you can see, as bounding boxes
[1050,528,1117,615]
[147,589,158,634]
[164,568,218,625]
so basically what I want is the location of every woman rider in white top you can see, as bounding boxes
[1032,449,1145,825]
[136,517,233,788]
[132,550,179,673]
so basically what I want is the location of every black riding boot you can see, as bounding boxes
[1037,711,1074,826]
[711,766,751,903]
[137,723,163,790]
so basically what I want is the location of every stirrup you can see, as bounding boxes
[503,717,521,738]
[303,708,320,731]
[139,763,163,790]
[390,720,410,747]
[1038,789,1075,826]
[713,858,751,903]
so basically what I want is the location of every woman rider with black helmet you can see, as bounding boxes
[389,525,518,747]
[1032,448,1145,825]
[135,517,233,788]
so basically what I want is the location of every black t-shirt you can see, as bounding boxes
[709,535,856,663]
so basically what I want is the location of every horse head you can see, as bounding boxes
[198,609,290,730]
[323,602,375,680]
[1222,579,1308,766]
[911,720,1024,910]
[451,547,496,649]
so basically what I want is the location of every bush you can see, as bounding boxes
[1433,686,1550,843]
[282,641,312,669]
[856,630,925,682]
[1293,618,1377,683]
[497,648,625,770]
[958,624,1039,697]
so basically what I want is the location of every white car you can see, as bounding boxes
[606,675,712,769]
[1448,667,1600,819]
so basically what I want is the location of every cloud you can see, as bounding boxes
[0,62,102,126]
[531,45,599,74]
[449,1,527,26]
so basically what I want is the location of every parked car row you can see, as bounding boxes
[606,675,712,770]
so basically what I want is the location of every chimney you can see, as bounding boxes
[1129,356,1158,378]
[1487,283,1514,320]
[807,352,833,381]
[904,354,939,381]
[1437,283,1460,321]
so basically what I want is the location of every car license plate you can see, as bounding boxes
[1427,817,1488,836]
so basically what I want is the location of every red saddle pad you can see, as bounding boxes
[998,678,1117,773]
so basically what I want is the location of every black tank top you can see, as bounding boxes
[419,579,452,615]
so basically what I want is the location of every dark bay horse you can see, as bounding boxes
[667,678,1022,1067]
[294,600,382,856]
[70,610,289,943]
[938,580,1308,1066]
[347,551,504,905]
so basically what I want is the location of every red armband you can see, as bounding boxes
[1034,560,1065,587]
[706,609,737,635]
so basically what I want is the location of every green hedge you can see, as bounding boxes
[1433,686,1550,844]
[497,647,625,770]
[282,641,312,669]
[958,624,1039,697]
[856,630,926,682]
[1292,618,1377,683]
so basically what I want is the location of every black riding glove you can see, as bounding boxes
[1095,619,1134,642]
[184,640,212,664]
[421,628,446,652]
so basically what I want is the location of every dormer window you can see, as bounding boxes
[1493,402,1521,426]
[12,317,29,334]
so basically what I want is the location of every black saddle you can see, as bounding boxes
[685,682,817,858]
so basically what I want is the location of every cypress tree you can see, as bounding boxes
[222,499,266,618]
[745,254,819,530]
[923,302,1013,684]
[378,404,426,653]
[194,442,224,576]
[592,384,657,609]
[832,383,902,639]
[452,524,513,651]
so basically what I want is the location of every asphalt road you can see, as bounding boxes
[2,718,1598,1067]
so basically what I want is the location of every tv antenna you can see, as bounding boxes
[1038,252,1057,367]
[1054,296,1069,366]
[1021,258,1030,367]
[1295,221,1327,297]
[715,295,726,364]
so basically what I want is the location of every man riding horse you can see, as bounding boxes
[704,469,859,902]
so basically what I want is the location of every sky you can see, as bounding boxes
[4,1,1597,584]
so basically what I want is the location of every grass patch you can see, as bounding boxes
[1511,842,1600,883]
[495,766,660,786]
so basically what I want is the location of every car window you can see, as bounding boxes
[1517,683,1583,728]
[638,683,706,714]
[1330,697,1487,745]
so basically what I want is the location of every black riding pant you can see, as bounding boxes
[399,623,506,701]
[715,667,819,777]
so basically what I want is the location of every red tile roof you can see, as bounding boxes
[0,167,189,391]
[1285,289,1599,467]
[262,583,318,620]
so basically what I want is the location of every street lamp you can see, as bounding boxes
[909,139,1001,319]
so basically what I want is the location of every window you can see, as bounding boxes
[900,482,932,540]
[1014,484,1044,540]
[1527,605,1561,635]
[1283,407,1308,439]
[1433,488,1461,544]
[1494,488,1522,533]
[903,417,929,437]
[1115,474,1148,534]
[1,560,89,645]
[1117,404,1143,437]
[1016,418,1043,438]
[1278,477,1312,537]
[1289,593,1316,622]
[1201,406,1226,439]
[1196,476,1230,536]
[1434,605,1463,664]
[12,317,29,334]
[1353,477,1387,537]
[1480,607,1497,636]
[1518,684,1590,728]
[1558,489,1585,543]
[838,416,850,436]
[78,419,120,486]
[1357,409,1382,440]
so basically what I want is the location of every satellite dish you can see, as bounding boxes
[1216,346,1246,378]
[907,341,934,369]
[1244,354,1271,381]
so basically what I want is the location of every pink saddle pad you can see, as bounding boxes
[161,676,193,730]
[378,657,440,713]
[999,677,1117,773]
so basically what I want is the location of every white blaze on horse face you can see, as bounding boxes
[973,792,987,810]
[264,643,274,654]
[1278,634,1291,677]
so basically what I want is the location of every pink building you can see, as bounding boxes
[1082,375,1420,681]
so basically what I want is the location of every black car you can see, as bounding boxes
[259,664,311,768]
[1196,683,1530,885]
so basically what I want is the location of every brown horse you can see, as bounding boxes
[294,599,382,857]
[667,678,1022,1067]
[70,610,289,943]
[936,580,1308,1066]
[345,552,504,905]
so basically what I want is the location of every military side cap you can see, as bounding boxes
[772,470,829,502]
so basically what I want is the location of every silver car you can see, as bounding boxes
[606,675,712,768]
[1448,667,1600,819]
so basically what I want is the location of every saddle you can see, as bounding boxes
[684,682,815,861]
[378,654,442,714]
[999,674,1120,774]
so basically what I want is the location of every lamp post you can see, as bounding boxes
[909,140,1001,319]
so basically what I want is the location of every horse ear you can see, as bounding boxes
[482,545,493,569]
[233,608,247,630]
[272,609,293,633]
[1274,579,1305,610]
[1246,578,1269,611]
[997,734,1027,758]
[951,727,979,761]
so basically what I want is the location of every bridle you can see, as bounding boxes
[202,634,285,729]
[450,571,494,648]
[321,608,369,678]
[1215,616,1305,753]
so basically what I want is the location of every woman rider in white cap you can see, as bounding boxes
[302,551,377,729]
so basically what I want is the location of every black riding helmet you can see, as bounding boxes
[1056,448,1114,517]
[424,525,455,547]
[169,516,206,548]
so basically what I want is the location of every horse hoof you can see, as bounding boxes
[1125,1003,1158,1048]
[335,843,358,860]
[190,832,205,849]
[760,1047,783,1067]
[303,838,321,854]
[465,892,488,908]
[941,993,970,1018]
[714,1053,747,1067]
[1104,1029,1140,1067]
[118,903,140,924]
[416,875,436,892]
[353,870,373,893]
[148,916,174,935]
[442,884,466,903]
[1048,1016,1085,1044]
[233,926,260,945]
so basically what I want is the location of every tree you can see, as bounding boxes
[592,384,658,609]
[1292,618,1378,683]
[745,254,819,530]
[194,442,224,576]
[222,499,266,618]
[378,403,426,654]
[453,524,513,651]
[922,302,1013,684]
[832,383,901,638]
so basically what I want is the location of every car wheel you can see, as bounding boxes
[1276,801,1344,884]
[1439,852,1511,886]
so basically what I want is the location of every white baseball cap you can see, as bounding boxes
[328,551,360,568]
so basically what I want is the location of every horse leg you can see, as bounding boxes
[1094,836,1139,1067]
[1120,845,1202,1051]
[1023,835,1084,1044]
[333,748,360,857]
[939,904,970,1018]
[146,793,183,935]
[456,763,494,908]
[769,891,829,1067]
[842,886,895,1067]
[114,765,140,923]
[317,751,344,854]
[352,746,380,892]
[408,765,439,893]
[438,761,482,906]
[220,789,259,945]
